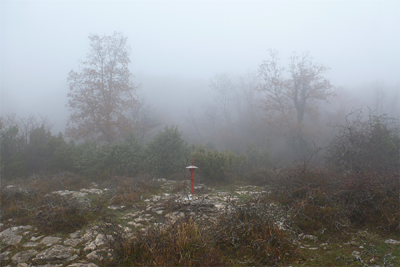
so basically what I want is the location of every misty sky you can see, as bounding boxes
[1,1,399,133]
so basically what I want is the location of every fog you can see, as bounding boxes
[1,0,399,140]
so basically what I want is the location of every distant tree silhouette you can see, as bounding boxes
[258,50,334,155]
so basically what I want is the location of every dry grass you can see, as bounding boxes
[105,199,298,266]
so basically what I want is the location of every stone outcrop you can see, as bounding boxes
[40,236,62,246]
[32,245,79,262]
[11,250,38,263]
[0,225,32,246]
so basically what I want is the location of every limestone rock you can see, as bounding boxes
[33,245,79,262]
[0,225,32,245]
[81,228,98,242]
[64,238,82,247]
[33,264,63,267]
[69,230,81,239]
[12,249,38,263]
[94,234,112,247]
[86,250,102,261]
[84,241,96,251]
[164,211,185,223]
[31,235,44,241]
[23,241,39,247]
[40,236,62,246]
[385,239,400,245]
[0,251,11,261]
[0,225,32,237]
[67,263,99,267]
[80,188,103,195]
[1,234,22,245]
[67,254,79,261]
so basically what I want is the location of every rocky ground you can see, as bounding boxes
[0,178,271,266]
[1,177,400,266]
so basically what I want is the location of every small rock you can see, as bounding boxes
[23,241,39,247]
[0,225,32,237]
[94,234,107,246]
[84,241,97,251]
[107,205,125,210]
[67,254,79,261]
[127,222,143,228]
[12,249,38,263]
[0,251,11,261]
[31,235,44,241]
[302,234,318,241]
[86,250,102,261]
[70,230,81,239]
[33,245,79,262]
[385,239,400,245]
[81,229,98,242]
[1,234,23,245]
[121,211,141,219]
[67,263,99,267]
[40,236,62,246]
[64,238,82,247]
[34,264,63,267]
[80,188,103,195]
[351,250,361,260]
[164,212,185,223]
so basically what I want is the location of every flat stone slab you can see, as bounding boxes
[67,263,99,267]
[31,235,44,241]
[0,225,32,237]
[385,239,400,245]
[23,241,39,247]
[64,238,82,247]
[1,234,23,245]
[0,225,33,245]
[0,251,11,261]
[40,236,62,246]
[34,264,63,267]
[33,245,79,262]
[12,249,38,263]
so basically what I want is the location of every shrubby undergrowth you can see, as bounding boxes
[104,200,298,266]
[266,167,399,234]
[1,110,399,239]
[191,145,247,182]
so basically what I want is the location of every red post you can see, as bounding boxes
[186,159,198,195]
[190,168,195,194]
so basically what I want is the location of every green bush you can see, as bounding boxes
[191,145,247,182]
[73,135,144,178]
[245,142,269,170]
[104,134,143,176]
[144,126,189,177]
[0,122,71,178]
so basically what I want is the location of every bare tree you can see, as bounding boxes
[259,50,334,126]
[258,50,334,156]
[66,32,137,143]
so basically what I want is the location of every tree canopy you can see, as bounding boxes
[66,32,137,143]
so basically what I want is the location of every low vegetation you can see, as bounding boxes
[1,110,399,266]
